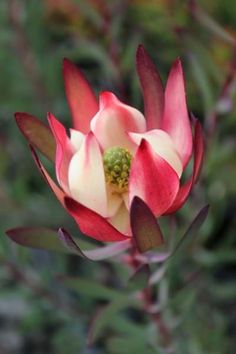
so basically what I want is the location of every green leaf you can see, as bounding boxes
[127,265,150,291]
[107,335,158,354]
[192,4,235,44]
[60,276,123,301]
[88,295,140,345]
[130,196,164,253]
[15,112,56,162]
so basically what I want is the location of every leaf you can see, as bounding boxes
[127,265,150,291]
[190,2,235,44]
[194,249,236,267]
[59,276,123,301]
[58,228,90,259]
[130,196,164,253]
[169,205,209,259]
[210,283,236,301]
[6,227,131,261]
[15,112,56,162]
[136,45,164,129]
[188,53,214,115]
[88,295,140,345]
[59,228,132,261]
[107,335,157,354]
[6,227,71,254]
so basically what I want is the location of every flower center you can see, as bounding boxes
[103,146,133,193]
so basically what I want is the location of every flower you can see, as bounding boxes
[15,45,204,243]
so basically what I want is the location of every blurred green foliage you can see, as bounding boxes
[0,0,236,353]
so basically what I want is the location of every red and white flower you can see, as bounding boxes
[15,45,204,243]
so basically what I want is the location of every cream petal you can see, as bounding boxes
[106,185,123,218]
[68,132,107,217]
[122,192,129,210]
[108,202,131,236]
[129,129,183,177]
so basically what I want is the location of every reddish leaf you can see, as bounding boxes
[136,45,164,129]
[6,227,71,254]
[30,145,66,206]
[59,228,132,260]
[15,112,56,161]
[130,196,164,253]
[63,58,98,133]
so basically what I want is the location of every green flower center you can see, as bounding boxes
[103,146,133,193]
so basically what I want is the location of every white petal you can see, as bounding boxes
[91,92,146,152]
[129,129,183,177]
[68,133,107,217]
[70,129,85,151]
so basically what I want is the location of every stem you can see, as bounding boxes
[141,286,173,352]
[128,244,173,352]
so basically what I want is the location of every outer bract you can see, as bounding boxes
[15,45,204,243]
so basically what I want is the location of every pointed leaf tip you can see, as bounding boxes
[63,58,98,133]
[170,204,209,259]
[128,264,150,291]
[6,227,71,253]
[136,45,164,129]
[130,196,164,253]
[59,227,132,261]
[15,112,56,162]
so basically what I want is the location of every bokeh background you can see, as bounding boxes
[0,0,236,353]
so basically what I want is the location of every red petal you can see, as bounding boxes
[30,145,66,206]
[15,112,56,162]
[63,58,98,133]
[136,45,164,129]
[64,197,129,242]
[129,139,180,216]
[48,112,73,192]
[161,59,193,167]
[165,120,204,214]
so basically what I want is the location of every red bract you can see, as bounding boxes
[15,45,204,243]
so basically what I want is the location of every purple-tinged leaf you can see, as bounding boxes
[6,227,72,254]
[15,112,56,162]
[59,228,132,261]
[130,196,164,253]
[58,228,89,258]
[169,205,209,259]
[136,45,164,129]
[135,251,170,264]
[6,227,131,260]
